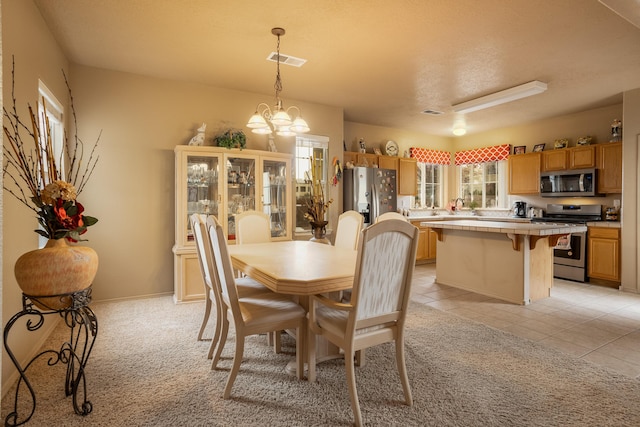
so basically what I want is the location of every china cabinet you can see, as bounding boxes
[173,146,292,302]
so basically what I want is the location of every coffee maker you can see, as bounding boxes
[513,201,527,218]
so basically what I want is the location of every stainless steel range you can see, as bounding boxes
[530,204,602,282]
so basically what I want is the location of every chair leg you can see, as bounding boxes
[197,295,212,341]
[355,349,366,367]
[345,348,363,427]
[307,325,317,382]
[211,316,229,369]
[295,327,303,380]
[207,303,224,359]
[395,336,413,406]
[274,330,282,354]
[223,335,245,399]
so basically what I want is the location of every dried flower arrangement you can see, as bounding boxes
[3,58,100,242]
[303,155,332,225]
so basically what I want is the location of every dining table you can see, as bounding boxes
[227,240,358,375]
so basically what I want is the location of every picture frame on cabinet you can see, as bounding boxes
[373,148,382,155]
[533,143,545,152]
[513,145,526,155]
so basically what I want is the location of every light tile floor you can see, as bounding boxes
[410,263,640,379]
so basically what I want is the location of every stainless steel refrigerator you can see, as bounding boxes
[343,167,397,226]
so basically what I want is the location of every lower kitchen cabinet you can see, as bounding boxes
[412,221,437,263]
[588,226,620,283]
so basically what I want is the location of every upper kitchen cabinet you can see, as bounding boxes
[542,150,568,171]
[569,145,596,169]
[509,152,541,194]
[542,145,596,171]
[398,158,417,195]
[378,155,398,170]
[596,142,622,193]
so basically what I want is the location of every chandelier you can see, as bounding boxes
[246,27,310,137]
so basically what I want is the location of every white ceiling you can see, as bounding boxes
[33,0,640,137]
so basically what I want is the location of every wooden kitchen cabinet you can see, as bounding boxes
[569,145,596,169]
[343,151,357,165]
[412,220,437,263]
[542,149,568,171]
[597,142,622,193]
[378,155,398,170]
[398,158,417,195]
[588,226,620,283]
[509,152,541,194]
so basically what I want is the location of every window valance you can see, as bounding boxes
[454,144,510,165]
[410,147,451,165]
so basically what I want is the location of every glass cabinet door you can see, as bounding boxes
[225,155,256,241]
[261,158,289,238]
[185,154,220,243]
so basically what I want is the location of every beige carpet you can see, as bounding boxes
[3,295,640,426]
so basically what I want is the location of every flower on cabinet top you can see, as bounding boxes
[3,58,100,242]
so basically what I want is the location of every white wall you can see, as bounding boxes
[2,0,71,395]
[621,88,640,293]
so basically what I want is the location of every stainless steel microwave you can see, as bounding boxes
[540,168,598,197]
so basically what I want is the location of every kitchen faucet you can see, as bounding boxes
[454,198,464,210]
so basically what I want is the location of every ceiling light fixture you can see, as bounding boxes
[452,126,467,136]
[246,27,310,137]
[452,81,548,114]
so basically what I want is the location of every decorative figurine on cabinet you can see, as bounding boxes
[610,119,622,142]
[358,138,366,153]
[267,135,278,152]
[188,123,206,146]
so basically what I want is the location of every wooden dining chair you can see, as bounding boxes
[234,210,282,351]
[308,219,419,427]
[235,210,271,244]
[206,216,306,399]
[333,210,364,250]
[375,211,408,223]
[190,214,270,359]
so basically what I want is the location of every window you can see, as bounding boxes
[38,81,64,247]
[294,135,329,232]
[457,161,507,208]
[416,162,444,208]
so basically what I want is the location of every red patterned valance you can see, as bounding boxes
[454,144,510,165]
[410,147,451,165]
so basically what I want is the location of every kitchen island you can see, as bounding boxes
[420,220,587,305]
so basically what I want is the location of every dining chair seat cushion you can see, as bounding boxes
[315,305,391,337]
[236,277,270,297]
[238,295,306,327]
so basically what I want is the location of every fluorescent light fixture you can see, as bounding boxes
[452,81,548,114]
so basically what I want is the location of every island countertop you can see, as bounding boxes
[420,219,586,236]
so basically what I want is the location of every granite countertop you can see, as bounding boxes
[419,219,587,236]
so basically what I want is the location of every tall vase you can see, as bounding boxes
[14,239,99,310]
[310,220,330,245]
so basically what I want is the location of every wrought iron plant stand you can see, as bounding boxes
[3,287,98,426]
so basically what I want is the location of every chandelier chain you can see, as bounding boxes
[274,33,283,101]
